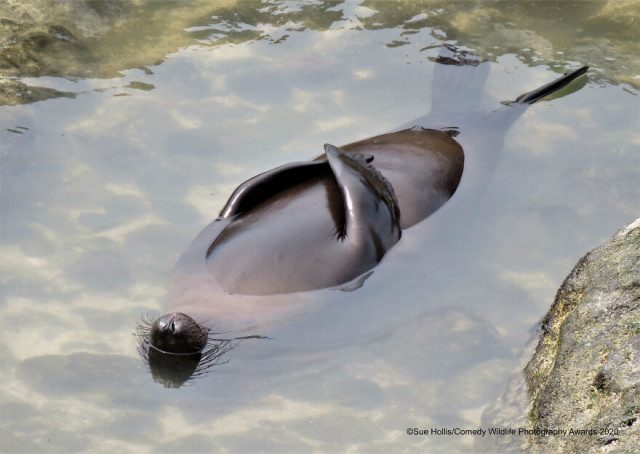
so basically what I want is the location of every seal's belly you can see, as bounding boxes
[207,129,463,295]
[206,177,368,295]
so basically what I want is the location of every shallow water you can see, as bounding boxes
[1,1,639,452]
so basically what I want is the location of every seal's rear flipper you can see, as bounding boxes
[402,44,490,130]
[508,66,589,104]
[324,144,401,254]
[428,44,490,122]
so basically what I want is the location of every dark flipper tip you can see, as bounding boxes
[515,65,589,104]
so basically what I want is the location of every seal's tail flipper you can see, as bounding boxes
[400,44,490,130]
[428,44,491,121]
[508,66,589,105]
[463,64,589,194]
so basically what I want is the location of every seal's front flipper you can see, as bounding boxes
[324,144,401,258]
[221,154,376,220]
[219,160,330,219]
[336,270,374,292]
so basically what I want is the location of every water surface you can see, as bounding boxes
[1,1,638,452]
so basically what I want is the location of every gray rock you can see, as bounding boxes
[525,218,640,453]
[480,218,640,453]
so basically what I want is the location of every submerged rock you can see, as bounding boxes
[0,17,93,78]
[0,79,76,105]
[1,0,638,106]
[480,218,640,452]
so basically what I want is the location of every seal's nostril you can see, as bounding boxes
[170,320,176,333]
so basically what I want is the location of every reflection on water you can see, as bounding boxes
[1,0,638,105]
[1,0,638,452]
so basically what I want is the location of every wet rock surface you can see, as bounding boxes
[481,219,640,453]
[0,0,231,104]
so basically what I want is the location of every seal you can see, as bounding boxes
[206,144,404,295]
[137,45,589,386]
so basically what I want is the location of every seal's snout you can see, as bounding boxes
[160,317,176,335]
[150,312,208,354]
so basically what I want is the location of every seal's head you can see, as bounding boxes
[136,312,239,388]
[137,313,266,387]
[150,312,207,354]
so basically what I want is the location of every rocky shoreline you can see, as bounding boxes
[481,218,640,453]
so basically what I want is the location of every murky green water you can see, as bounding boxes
[1,1,638,452]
